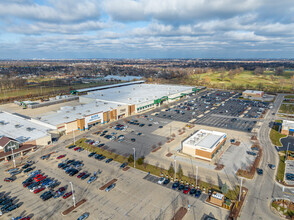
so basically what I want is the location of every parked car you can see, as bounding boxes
[257,168,263,175]
[189,188,196,195]
[23,167,34,173]
[77,212,90,220]
[34,187,45,194]
[81,173,91,180]
[163,179,170,185]
[120,162,128,168]
[268,164,276,170]
[195,189,202,198]
[105,158,113,163]
[105,183,116,192]
[246,151,257,156]
[68,145,76,149]
[87,175,97,184]
[22,164,32,169]
[183,186,191,194]
[178,184,185,191]
[157,177,165,185]
[77,172,86,179]
[88,152,95,157]
[172,182,179,190]
[131,138,136,142]
[4,177,16,182]
[63,192,73,199]
[57,154,66,159]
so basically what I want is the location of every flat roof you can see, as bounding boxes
[76,80,145,93]
[103,75,143,81]
[283,120,294,129]
[39,101,121,126]
[83,83,194,105]
[243,90,263,94]
[0,111,52,143]
[183,129,226,151]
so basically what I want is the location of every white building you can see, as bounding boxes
[182,129,227,161]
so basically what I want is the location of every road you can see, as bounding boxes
[240,94,285,220]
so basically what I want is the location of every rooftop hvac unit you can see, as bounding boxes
[66,111,70,113]
[15,124,21,128]
[0,121,5,125]
[64,116,69,119]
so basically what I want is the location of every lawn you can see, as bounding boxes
[285,95,294,99]
[71,138,239,200]
[173,70,294,93]
[277,154,286,182]
[279,104,294,114]
[270,128,287,146]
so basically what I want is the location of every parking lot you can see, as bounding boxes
[153,89,269,132]
[285,160,294,185]
[89,116,178,158]
[0,142,230,220]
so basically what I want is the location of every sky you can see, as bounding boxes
[0,0,293,59]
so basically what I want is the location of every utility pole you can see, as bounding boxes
[69,182,76,207]
[133,148,136,168]
[195,165,198,188]
[239,177,243,202]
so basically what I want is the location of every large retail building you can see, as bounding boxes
[181,129,227,161]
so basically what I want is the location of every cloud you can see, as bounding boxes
[104,0,261,23]
[0,0,101,23]
[0,0,294,58]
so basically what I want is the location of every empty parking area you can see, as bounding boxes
[195,115,257,132]
[91,116,173,158]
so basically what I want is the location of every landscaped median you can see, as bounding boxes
[68,138,240,201]
[277,153,286,183]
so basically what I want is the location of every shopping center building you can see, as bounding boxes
[181,129,227,161]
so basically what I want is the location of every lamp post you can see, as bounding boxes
[285,142,290,161]
[195,165,198,188]
[174,158,176,181]
[133,148,136,168]
[72,130,75,145]
[10,146,16,168]
[69,182,76,207]
[239,177,243,202]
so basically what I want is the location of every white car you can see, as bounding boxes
[157,177,165,185]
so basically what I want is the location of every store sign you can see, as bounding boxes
[85,113,103,129]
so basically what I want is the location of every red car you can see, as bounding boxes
[4,177,15,182]
[36,176,46,182]
[57,154,66,159]
[20,217,30,220]
[77,172,86,179]
[183,186,191,194]
[63,192,72,199]
[56,187,66,194]
[34,187,45,194]
[34,174,42,180]
[74,147,81,151]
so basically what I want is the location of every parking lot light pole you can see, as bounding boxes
[174,158,176,181]
[239,177,243,202]
[72,130,75,145]
[69,182,76,207]
[286,142,290,161]
[195,165,198,187]
[10,147,16,168]
[133,148,136,168]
